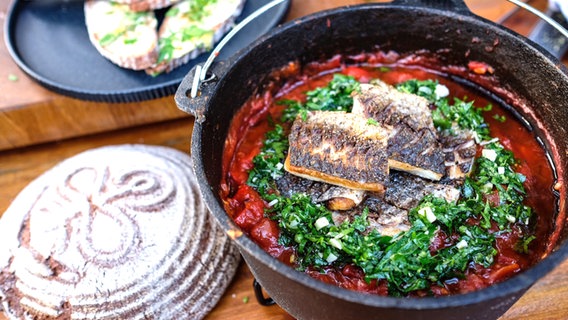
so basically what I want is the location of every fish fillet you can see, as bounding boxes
[284,111,390,193]
[334,172,460,236]
[440,127,477,179]
[352,82,445,181]
[384,171,460,209]
[276,172,366,211]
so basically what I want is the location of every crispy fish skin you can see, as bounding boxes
[440,127,477,180]
[352,82,445,181]
[334,171,460,236]
[276,171,330,201]
[284,111,390,193]
[384,171,460,209]
[387,124,445,181]
[352,82,433,131]
[276,172,366,211]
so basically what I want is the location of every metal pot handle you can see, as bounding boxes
[252,279,276,306]
[508,0,568,59]
[509,0,568,39]
[174,61,231,122]
[175,0,288,118]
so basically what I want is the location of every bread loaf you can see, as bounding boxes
[0,145,241,320]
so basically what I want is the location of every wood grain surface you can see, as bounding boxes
[1,0,567,319]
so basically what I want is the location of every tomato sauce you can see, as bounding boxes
[220,53,557,296]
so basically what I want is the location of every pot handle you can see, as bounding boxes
[511,0,568,59]
[252,279,276,306]
[175,0,288,119]
[174,61,231,121]
[391,0,471,14]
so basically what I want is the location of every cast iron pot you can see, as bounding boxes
[175,1,568,319]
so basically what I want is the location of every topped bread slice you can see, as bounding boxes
[146,0,246,75]
[84,0,159,70]
[112,0,183,12]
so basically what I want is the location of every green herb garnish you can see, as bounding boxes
[245,73,536,296]
[247,124,288,195]
[396,79,491,140]
[280,74,360,122]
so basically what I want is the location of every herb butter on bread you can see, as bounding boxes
[112,0,183,12]
[84,1,159,70]
[146,0,246,75]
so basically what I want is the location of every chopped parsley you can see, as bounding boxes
[155,0,217,66]
[280,74,360,122]
[98,10,151,47]
[246,73,536,296]
[396,79,491,140]
[157,26,213,64]
[247,125,288,195]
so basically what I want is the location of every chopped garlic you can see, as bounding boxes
[506,214,516,223]
[435,84,450,99]
[314,217,330,230]
[479,137,499,146]
[326,253,338,264]
[482,149,497,161]
[289,220,299,228]
[481,182,494,193]
[498,167,505,175]
[329,238,343,250]
[456,239,468,249]
[418,206,437,223]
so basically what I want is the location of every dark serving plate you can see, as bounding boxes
[4,0,291,103]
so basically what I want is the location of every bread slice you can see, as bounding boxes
[146,0,246,75]
[113,0,182,12]
[84,0,159,70]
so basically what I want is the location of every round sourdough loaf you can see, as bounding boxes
[0,144,241,320]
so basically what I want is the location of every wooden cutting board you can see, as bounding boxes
[1,1,568,320]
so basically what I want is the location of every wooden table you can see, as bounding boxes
[1,1,567,319]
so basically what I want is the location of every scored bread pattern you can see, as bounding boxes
[0,145,240,320]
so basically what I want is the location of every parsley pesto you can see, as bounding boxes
[98,6,154,47]
[247,74,536,295]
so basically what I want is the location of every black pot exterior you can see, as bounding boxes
[240,249,524,320]
[181,2,568,320]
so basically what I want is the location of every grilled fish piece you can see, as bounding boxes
[317,186,366,211]
[364,198,411,236]
[384,171,460,209]
[352,82,434,132]
[352,82,445,181]
[440,127,477,180]
[276,172,366,211]
[276,172,330,201]
[284,111,390,193]
[333,172,460,236]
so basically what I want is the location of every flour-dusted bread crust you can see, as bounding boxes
[113,0,183,12]
[84,1,159,70]
[0,145,241,320]
[146,0,246,75]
